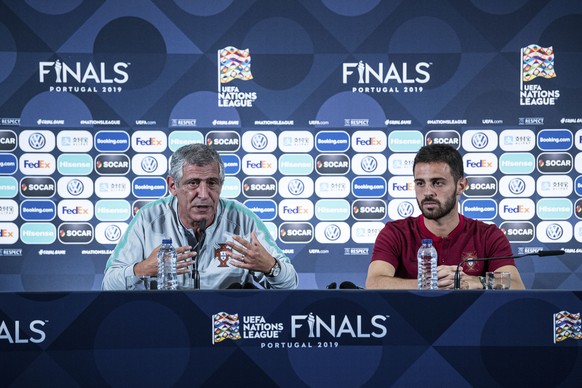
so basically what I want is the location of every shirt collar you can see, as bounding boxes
[419,214,465,241]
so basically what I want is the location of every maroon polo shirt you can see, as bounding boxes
[371,215,515,278]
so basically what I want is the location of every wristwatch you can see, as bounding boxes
[266,258,281,277]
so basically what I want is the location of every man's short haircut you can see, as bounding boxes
[169,143,225,185]
[413,144,464,182]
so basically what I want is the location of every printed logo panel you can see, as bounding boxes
[57,177,93,198]
[315,131,350,152]
[20,200,56,221]
[58,199,94,221]
[57,154,93,175]
[0,130,17,151]
[0,199,19,221]
[279,222,313,243]
[463,176,498,197]
[278,154,313,176]
[462,130,498,152]
[537,129,572,151]
[58,222,94,244]
[19,153,56,175]
[131,154,168,176]
[242,131,277,153]
[278,131,313,153]
[315,222,350,244]
[94,131,130,152]
[21,177,57,198]
[278,177,314,198]
[314,199,350,221]
[0,154,18,174]
[19,130,56,152]
[351,154,387,175]
[315,154,350,175]
[499,129,536,151]
[57,130,93,152]
[95,222,128,245]
[500,221,535,243]
[425,130,460,148]
[132,130,167,153]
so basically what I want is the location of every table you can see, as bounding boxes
[1,290,581,387]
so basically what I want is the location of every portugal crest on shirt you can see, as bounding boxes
[214,244,231,268]
[461,251,478,270]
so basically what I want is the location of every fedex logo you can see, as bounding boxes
[392,182,415,191]
[466,159,493,168]
[242,155,277,176]
[503,205,530,213]
[282,206,309,214]
[135,137,162,146]
[463,153,497,175]
[354,137,382,146]
[61,206,89,214]
[246,160,273,169]
[0,229,15,237]
[23,160,51,168]
[278,199,314,220]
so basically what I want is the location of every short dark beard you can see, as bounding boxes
[418,188,457,220]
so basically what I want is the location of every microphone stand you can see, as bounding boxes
[453,250,564,290]
[192,219,206,290]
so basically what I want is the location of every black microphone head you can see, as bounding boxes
[242,282,259,289]
[537,249,565,257]
[339,281,362,289]
[326,282,337,289]
[226,282,242,289]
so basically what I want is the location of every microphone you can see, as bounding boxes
[339,281,363,289]
[191,218,207,289]
[454,249,564,289]
[326,282,337,289]
[226,282,242,289]
[535,250,565,257]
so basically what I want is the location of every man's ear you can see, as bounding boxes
[457,176,468,195]
[167,175,177,195]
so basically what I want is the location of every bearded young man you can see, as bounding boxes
[366,144,524,290]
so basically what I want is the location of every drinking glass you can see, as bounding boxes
[485,272,511,290]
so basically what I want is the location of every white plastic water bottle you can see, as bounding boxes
[157,239,177,290]
[417,239,438,290]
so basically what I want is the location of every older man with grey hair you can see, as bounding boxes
[103,143,298,290]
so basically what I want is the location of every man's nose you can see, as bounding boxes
[196,182,209,198]
[422,185,436,197]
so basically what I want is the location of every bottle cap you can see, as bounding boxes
[162,239,172,244]
[422,239,432,244]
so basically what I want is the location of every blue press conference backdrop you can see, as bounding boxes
[0,0,581,291]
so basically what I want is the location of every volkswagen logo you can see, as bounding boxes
[471,132,488,149]
[66,179,84,196]
[251,133,268,150]
[361,156,378,173]
[546,223,563,240]
[104,225,122,242]
[397,201,415,218]
[287,179,305,196]
[28,132,46,150]
[324,224,341,241]
[508,178,526,195]
[141,156,158,173]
